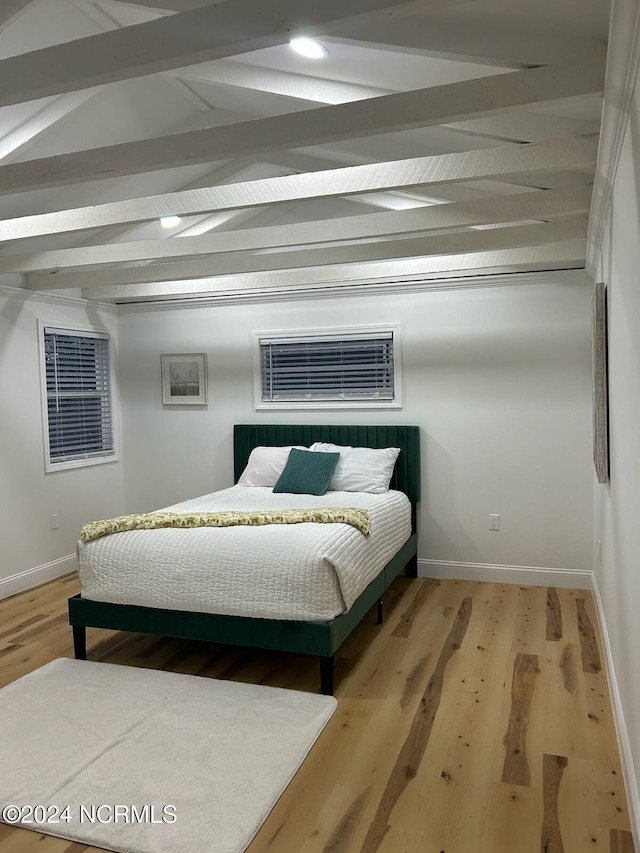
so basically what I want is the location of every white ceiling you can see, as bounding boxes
[0,0,610,303]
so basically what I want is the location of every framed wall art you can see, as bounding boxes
[591,282,609,483]
[161,353,207,406]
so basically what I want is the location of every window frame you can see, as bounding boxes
[252,323,402,411]
[38,320,120,473]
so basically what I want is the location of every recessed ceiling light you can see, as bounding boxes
[160,215,181,228]
[289,37,328,59]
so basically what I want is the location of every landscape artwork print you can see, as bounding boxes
[161,353,207,405]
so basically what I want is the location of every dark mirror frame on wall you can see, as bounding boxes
[592,281,609,484]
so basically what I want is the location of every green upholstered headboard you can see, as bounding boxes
[233,424,421,504]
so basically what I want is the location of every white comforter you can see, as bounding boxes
[77,486,412,621]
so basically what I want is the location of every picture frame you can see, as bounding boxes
[591,282,609,483]
[161,353,207,406]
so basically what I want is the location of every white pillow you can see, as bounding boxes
[309,442,400,493]
[237,445,306,487]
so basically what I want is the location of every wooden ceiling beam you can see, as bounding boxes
[0,0,38,31]
[0,58,604,194]
[0,0,434,107]
[260,150,495,205]
[27,216,588,290]
[98,2,601,68]
[96,0,218,11]
[443,114,601,144]
[0,137,598,242]
[329,20,606,67]
[80,241,587,302]
[166,66,599,147]
[0,91,101,164]
[164,60,388,105]
[3,185,591,274]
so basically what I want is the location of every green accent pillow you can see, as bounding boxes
[273,448,340,496]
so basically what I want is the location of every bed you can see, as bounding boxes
[68,424,421,694]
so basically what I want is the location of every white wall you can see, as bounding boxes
[593,36,640,825]
[0,287,124,595]
[1,274,592,594]
[118,271,594,574]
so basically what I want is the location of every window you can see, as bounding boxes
[254,326,401,409]
[40,324,118,472]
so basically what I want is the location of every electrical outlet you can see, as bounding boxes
[50,513,59,530]
[489,513,500,531]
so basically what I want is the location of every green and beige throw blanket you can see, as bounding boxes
[81,507,371,543]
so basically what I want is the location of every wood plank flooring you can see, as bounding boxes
[0,574,636,853]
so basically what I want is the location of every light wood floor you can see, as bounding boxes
[0,574,636,853]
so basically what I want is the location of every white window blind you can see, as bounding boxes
[43,326,116,466]
[259,331,395,403]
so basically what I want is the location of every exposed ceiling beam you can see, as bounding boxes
[0,0,435,107]
[0,59,604,195]
[113,158,271,240]
[2,185,591,274]
[68,0,127,30]
[260,149,494,204]
[0,0,38,31]
[482,170,598,195]
[160,74,218,111]
[167,65,600,149]
[184,200,302,237]
[329,22,606,68]
[98,1,601,68]
[0,138,598,242]
[260,149,365,173]
[443,114,601,144]
[260,147,596,204]
[81,241,587,302]
[27,216,588,290]
[0,90,101,164]
[0,155,260,255]
[68,0,221,113]
[164,59,388,105]
[68,157,258,248]
[96,0,213,11]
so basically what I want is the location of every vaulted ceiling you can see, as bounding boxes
[0,0,610,304]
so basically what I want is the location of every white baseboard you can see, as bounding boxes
[418,558,593,589]
[0,555,76,601]
[591,573,640,849]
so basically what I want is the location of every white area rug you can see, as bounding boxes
[0,658,337,853]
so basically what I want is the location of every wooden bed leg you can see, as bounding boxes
[319,655,334,696]
[72,625,87,660]
[377,598,384,624]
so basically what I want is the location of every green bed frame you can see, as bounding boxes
[69,424,421,694]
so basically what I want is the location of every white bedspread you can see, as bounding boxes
[77,486,411,621]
